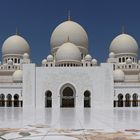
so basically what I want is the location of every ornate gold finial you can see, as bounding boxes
[122,25,125,34]
[16,27,19,35]
[68,10,71,21]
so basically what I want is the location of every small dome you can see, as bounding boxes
[126,58,132,64]
[42,59,47,65]
[109,52,115,58]
[2,35,30,56]
[92,59,97,65]
[110,33,138,55]
[81,59,85,63]
[113,69,125,82]
[23,53,29,59]
[8,59,13,65]
[56,42,81,62]
[85,54,92,61]
[47,55,53,62]
[7,59,13,65]
[12,70,23,82]
[50,20,88,53]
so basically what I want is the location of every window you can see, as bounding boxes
[119,58,121,63]
[84,91,91,107]
[45,91,52,107]
[18,59,20,63]
[15,58,17,63]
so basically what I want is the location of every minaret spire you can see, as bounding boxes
[122,25,125,34]
[16,27,19,35]
[68,10,71,21]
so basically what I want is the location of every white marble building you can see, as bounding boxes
[0,17,139,108]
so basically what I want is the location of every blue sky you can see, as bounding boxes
[0,0,140,65]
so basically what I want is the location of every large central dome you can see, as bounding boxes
[50,20,88,54]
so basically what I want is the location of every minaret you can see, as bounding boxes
[68,10,71,21]
[122,25,125,34]
[16,27,19,35]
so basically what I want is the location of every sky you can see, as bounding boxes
[0,0,140,65]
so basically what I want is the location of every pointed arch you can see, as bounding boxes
[0,94,5,107]
[132,93,138,107]
[14,94,19,107]
[118,94,123,107]
[60,83,76,108]
[125,93,131,107]
[84,90,91,107]
[45,90,52,107]
[7,94,12,107]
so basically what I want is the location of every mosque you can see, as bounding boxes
[0,16,139,108]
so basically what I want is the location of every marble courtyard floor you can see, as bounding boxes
[0,108,140,139]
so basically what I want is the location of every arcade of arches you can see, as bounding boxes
[0,94,22,107]
[114,93,140,107]
[45,85,91,108]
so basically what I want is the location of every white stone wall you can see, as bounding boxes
[23,64,36,108]
[21,63,114,108]
[114,82,140,100]
[0,83,22,100]
[0,75,13,83]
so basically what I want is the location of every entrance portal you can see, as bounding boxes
[61,86,75,108]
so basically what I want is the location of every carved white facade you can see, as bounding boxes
[0,19,139,108]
